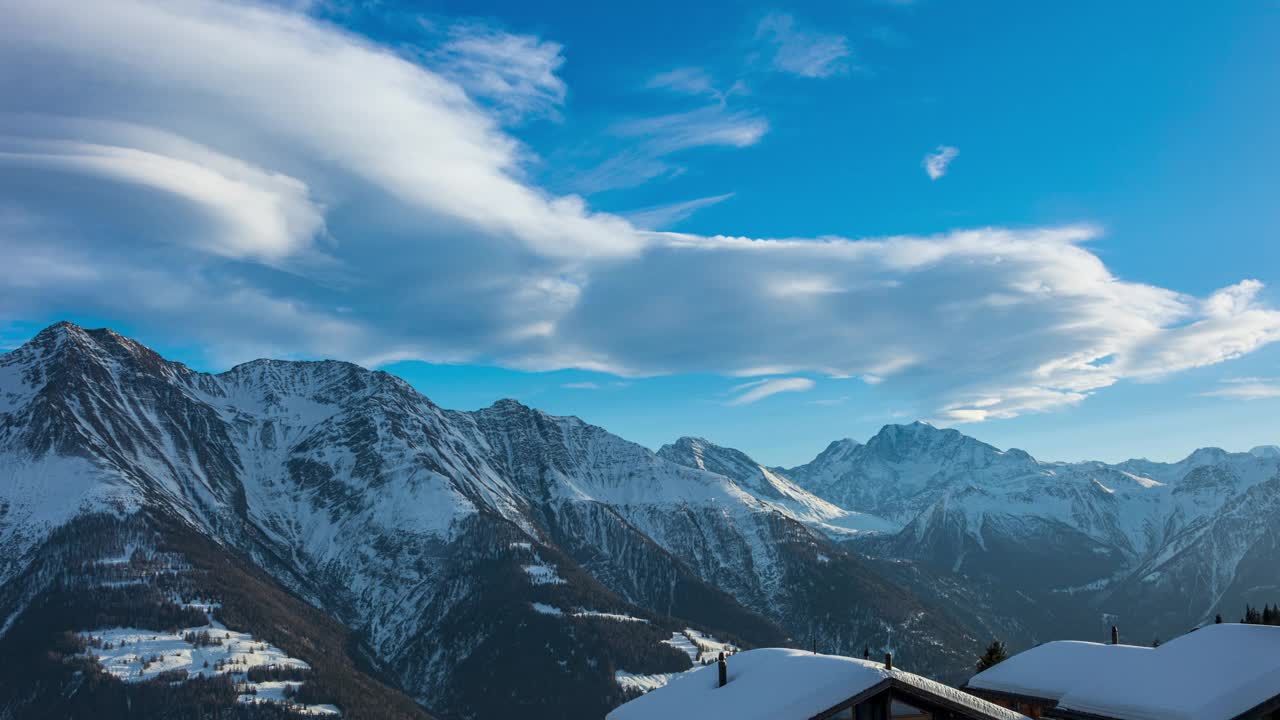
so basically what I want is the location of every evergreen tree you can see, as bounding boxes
[1243,604,1264,624]
[975,640,1009,672]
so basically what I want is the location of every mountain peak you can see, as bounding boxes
[873,420,938,436]
[657,436,761,479]
[489,397,531,412]
[665,436,712,451]
[24,320,89,350]
[867,420,948,447]
[17,321,167,371]
[1186,447,1229,465]
[479,397,562,425]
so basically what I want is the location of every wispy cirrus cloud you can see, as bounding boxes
[1201,377,1280,401]
[646,67,717,97]
[923,145,959,180]
[430,25,567,123]
[623,193,735,230]
[570,107,768,193]
[613,107,768,154]
[755,13,853,78]
[646,67,748,104]
[727,377,816,405]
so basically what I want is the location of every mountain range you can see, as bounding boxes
[1,322,1276,718]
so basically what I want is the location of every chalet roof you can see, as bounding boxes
[606,648,1027,720]
[1054,623,1280,720]
[966,639,1154,702]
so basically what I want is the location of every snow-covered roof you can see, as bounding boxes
[1054,623,1280,720]
[967,640,1154,701]
[606,648,1027,720]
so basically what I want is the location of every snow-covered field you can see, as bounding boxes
[530,602,648,623]
[80,602,339,716]
[522,563,567,585]
[615,629,740,694]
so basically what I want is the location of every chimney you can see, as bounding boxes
[1111,625,1119,645]
[884,652,893,671]
[717,652,727,688]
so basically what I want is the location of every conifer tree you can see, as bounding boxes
[1244,604,1264,624]
[975,640,1008,672]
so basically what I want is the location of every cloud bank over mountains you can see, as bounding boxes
[2,0,1278,423]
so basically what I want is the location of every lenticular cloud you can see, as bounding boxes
[2,0,1278,422]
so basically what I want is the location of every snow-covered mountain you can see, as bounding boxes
[656,437,897,537]
[3,322,1275,716]
[768,421,1280,643]
[0,323,985,719]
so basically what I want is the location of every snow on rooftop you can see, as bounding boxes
[607,648,1026,720]
[1055,623,1280,720]
[967,640,1153,701]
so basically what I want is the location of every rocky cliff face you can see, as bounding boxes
[7,323,1273,715]
[0,323,984,719]
[769,421,1280,643]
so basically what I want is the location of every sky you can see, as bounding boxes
[1,0,1279,466]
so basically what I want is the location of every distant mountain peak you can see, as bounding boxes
[657,436,757,475]
[863,421,991,463]
[1186,446,1230,464]
[1249,445,1280,459]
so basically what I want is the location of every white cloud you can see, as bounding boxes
[3,0,1280,424]
[562,381,601,390]
[623,193,734,230]
[0,125,325,263]
[613,107,768,153]
[646,67,747,105]
[431,25,567,122]
[647,67,718,97]
[0,0,639,262]
[547,227,1280,422]
[923,145,958,180]
[571,107,767,192]
[1201,377,1280,401]
[756,13,853,79]
[727,378,816,405]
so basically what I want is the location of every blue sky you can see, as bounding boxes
[1,0,1279,465]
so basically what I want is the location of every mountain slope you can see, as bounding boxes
[0,323,985,718]
[775,421,1280,644]
[656,437,896,536]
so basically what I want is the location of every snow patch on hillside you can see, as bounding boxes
[573,609,648,623]
[523,563,566,585]
[615,670,682,694]
[616,629,740,695]
[80,615,338,716]
[531,603,648,623]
